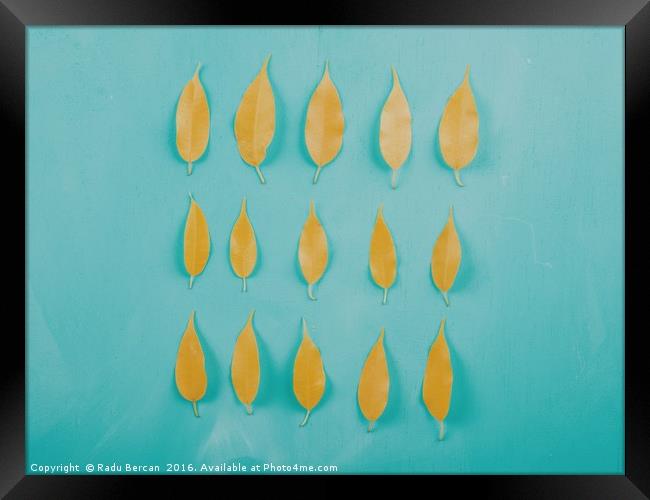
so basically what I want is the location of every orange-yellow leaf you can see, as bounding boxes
[231,311,260,414]
[293,318,326,426]
[184,194,210,288]
[229,198,257,291]
[298,201,329,300]
[369,206,397,304]
[357,329,390,432]
[305,63,344,183]
[175,311,207,417]
[431,207,462,306]
[234,56,275,184]
[176,64,210,175]
[379,67,412,189]
[438,65,479,186]
[422,318,453,440]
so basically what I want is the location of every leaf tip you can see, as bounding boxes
[391,65,399,83]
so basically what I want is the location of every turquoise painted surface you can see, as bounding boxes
[27,27,624,474]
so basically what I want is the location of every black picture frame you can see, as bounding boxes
[4,0,647,496]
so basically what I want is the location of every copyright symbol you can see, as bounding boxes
[86,464,94,472]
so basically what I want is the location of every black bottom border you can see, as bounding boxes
[5,474,649,498]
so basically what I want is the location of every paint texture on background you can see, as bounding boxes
[26,27,623,474]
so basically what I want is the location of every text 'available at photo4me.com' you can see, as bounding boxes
[29,461,339,474]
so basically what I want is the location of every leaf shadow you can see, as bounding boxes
[308,321,334,423]
[174,213,186,278]
[167,101,179,164]
[200,324,221,404]
[369,85,388,176]
[450,220,476,295]
[380,332,403,430]
[252,323,280,412]
[299,77,318,182]
[446,330,475,428]
[471,80,495,172]
[263,60,286,173]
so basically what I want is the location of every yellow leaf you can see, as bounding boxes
[431,207,462,306]
[379,67,412,189]
[369,205,397,304]
[184,194,210,289]
[305,62,344,184]
[298,201,329,300]
[438,65,479,186]
[229,198,257,292]
[234,55,275,184]
[176,63,210,175]
[357,329,390,432]
[175,311,207,417]
[293,318,326,427]
[422,318,453,440]
[231,311,260,414]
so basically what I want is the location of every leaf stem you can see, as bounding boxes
[299,410,311,427]
[255,166,266,184]
[438,420,446,440]
[382,288,388,305]
[187,162,193,176]
[313,166,322,184]
[189,275,194,289]
[391,169,398,189]
[367,420,376,433]
[307,284,316,301]
[192,401,199,417]
[453,169,464,187]
[442,291,449,307]
[245,403,253,415]
[242,277,247,292]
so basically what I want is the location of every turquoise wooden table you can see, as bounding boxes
[27,27,623,473]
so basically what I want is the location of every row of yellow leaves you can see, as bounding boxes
[185,196,462,306]
[176,311,452,438]
[176,58,479,187]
